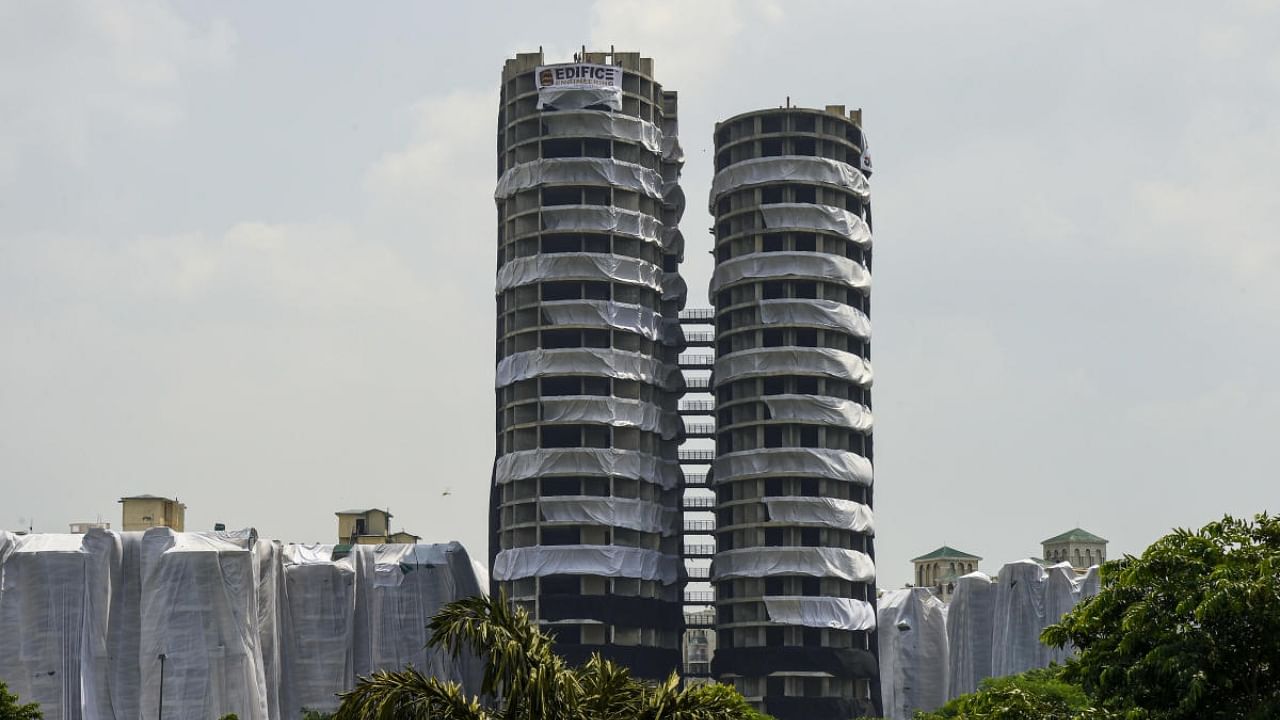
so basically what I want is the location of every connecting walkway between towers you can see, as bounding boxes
[678,307,716,680]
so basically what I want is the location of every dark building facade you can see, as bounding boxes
[708,106,880,717]
[490,50,687,678]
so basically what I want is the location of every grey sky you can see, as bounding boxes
[3,1,1278,588]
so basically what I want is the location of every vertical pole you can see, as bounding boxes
[157,653,166,720]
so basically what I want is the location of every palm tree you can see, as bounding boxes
[333,594,768,720]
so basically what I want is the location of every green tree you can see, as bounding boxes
[333,593,768,720]
[0,682,41,720]
[911,668,1112,720]
[1042,513,1280,719]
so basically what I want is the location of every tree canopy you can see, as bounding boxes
[333,593,769,720]
[909,667,1112,720]
[0,682,41,720]
[1042,513,1280,719]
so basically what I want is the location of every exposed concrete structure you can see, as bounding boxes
[490,50,687,678]
[912,546,981,601]
[1042,528,1107,570]
[709,105,878,718]
[335,508,420,546]
[118,494,185,531]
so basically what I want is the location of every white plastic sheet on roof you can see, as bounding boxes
[990,559,1048,677]
[759,203,872,245]
[539,497,679,536]
[758,299,871,338]
[763,596,876,631]
[539,206,663,245]
[283,544,356,714]
[495,348,683,391]
[492,545,680,584]
[706,251,870,297]
[540,396,681,439]
[761,394,873,432]
[708,156,870,210]
[946,572,995,699]
[761,497,874,533]
[537,86,621,112]
[495,158,662,200]
[711,547,875,582]
[492,448,682,490]
[495,253,662,293]
[541,111,662,153]
[879,588,949,720]
[713,447,873,487]
[713,347,873,387]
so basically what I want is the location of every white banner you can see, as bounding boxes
[537,63,622,90]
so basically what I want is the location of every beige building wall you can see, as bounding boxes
[120,497,185,531]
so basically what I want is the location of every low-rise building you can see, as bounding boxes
[911,546,982,601]
[118,495,186,531]
[1042,528,1107,570]
[335,508,421,546]
[69,521,111,533]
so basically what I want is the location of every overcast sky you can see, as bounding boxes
[3,0,1279,588]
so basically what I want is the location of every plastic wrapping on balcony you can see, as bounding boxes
[537,86,622,112]
[707,251,870,297]
[492,545,680,584]
[540,205,662,245]
[540,300,674,344]
[761,497,874,532]
[758,299,871,338]
[661,133,684,163]
[662,227,685,258]
[661,272,688,305]
[495,157,663,200]
[539,497,680,536]
[709,156,871,210]
[283,544,356,713]
[990,559,1048,677]
[713,447,873,487]
[764,596,877,631]
[493,448,682,490]
[946,572,995,699]
[541,110,661,153]
[496,348,684,391]
[540,396,681,439]
[496,253,662,293]
[879,588,950,720]
[661,181,686,217]
[760,203,872,245]
[714,347,873,387]
[761,394,873,432]
[713,547,875,582]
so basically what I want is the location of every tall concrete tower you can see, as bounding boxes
[491,50,687,678]
[708,106,879,718]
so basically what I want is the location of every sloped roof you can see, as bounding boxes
[1042,528,1107,545]
[335,508,392,517]
[912,545,982,562]
[119,494,174,502]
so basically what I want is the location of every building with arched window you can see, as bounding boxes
[910,546,982,601]
[1041,528,1107,570]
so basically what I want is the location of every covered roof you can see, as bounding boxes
[912,545,982,562]
[1042,528,1107,545]
[335,508,392,518]
[119,494,175,502]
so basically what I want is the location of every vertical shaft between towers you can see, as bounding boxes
[708,106,880,719]
[491,50,686,679]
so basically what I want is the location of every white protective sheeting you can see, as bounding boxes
[662,227,685,257]
[661,133,684,163]
[537,86,621,111]
[760,203,872,246]
[495,253,662,293]
[1079,565,1101,601]
[708,156,870,210]
[714,347,873,387]
[539,497,679,536]
[946,572,995,699]
[762,394,873,432]
[495,348,683,391]
[492,545,680,584]
[879,588,949,720]
[541,110,662,153]
[495,158,663,200]
[254,540,290,720]
[493,448,682,490]
[759,299,871,338]
[0,533,95,720]
[713,448,873,487]
[990,559,1048,678]
[707,251,871,297]
[661,271,688,302]
[711,547,875,582]
[763,596,876,631]
[540,206,663,245]
[541,299,661,341]
[1042,563,1081,666]
[282,545,356,714]
[761,497,874,533]
[540,396,681,439]
[139,528,271,720]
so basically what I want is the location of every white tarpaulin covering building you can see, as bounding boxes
[877,559,1103,720]
[0,529,484,719]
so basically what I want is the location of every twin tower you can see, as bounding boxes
[490,50,878,719]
